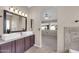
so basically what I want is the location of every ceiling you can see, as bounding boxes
[40,6,57,23]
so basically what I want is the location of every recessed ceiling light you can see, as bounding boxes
[44,17,49,20]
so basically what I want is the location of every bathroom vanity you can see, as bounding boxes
[0,32,35,53]
[0,35,35,53]
[0,10,35,53]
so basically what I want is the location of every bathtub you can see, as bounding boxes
[69,49,79,53]
[69,41,79,53]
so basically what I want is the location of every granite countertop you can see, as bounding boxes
[0,32,34,45]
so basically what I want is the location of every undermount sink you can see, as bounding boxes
[22,31,33,37]
[2,33,21,41]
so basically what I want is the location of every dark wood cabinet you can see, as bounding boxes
[0,35,35,53]
[11,41,16,53]
[30,35,35,47]
[24,37,30,51]
[0,41,15,53]
[15,38,24,53]
[24,35,35,51]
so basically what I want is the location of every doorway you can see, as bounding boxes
[40,7,57,52]
[41,23,57,52]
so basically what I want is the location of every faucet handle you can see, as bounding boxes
[0,35,2,38]
[0,35,2,40]
[20,32,22,36]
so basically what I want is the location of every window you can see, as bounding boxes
[41,25,47,30]
[50,25,56,30]
[41,24,57,30]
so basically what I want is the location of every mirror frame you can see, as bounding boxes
[3,10,27,33]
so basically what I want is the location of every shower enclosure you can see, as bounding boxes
[64,27,79,52]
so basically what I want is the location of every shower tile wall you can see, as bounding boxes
[64,27,79,51]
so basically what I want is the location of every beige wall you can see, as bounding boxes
[1,6,78,53]
[29,7,42,47]
[57,7,79,52]
[0,9,3,34]
[29,6,57,47]
[0,6,57,49]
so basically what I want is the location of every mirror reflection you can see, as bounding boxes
[4,10,27,33]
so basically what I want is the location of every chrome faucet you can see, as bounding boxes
[20,32,22,36]
[0,35,2,40]
[0,35,1,38]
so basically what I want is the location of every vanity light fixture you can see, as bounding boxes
[9,7,27,17]
[9,7,14,12]
[18,10,22,15]
[25,14,27,17]
[22,12,24,16]
[15,9,19,14]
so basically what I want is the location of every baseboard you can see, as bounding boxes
[34,44,41,48]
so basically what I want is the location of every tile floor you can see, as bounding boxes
[25,46,56,53]
[42,35,57,51]
[25,31,57,53]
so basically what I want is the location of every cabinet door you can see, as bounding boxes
[24,37,30,51]
[0,42,12,53]
[15,38,24,53]
[11,41,16,53]
[30,35,35,47]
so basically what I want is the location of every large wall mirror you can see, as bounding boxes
[3,10,27,33]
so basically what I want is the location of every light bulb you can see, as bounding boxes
[19,10,22,15]
[25,14,27,17]
[22,13,24,16]
[9,7,14,12]
[15,9,19,14]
